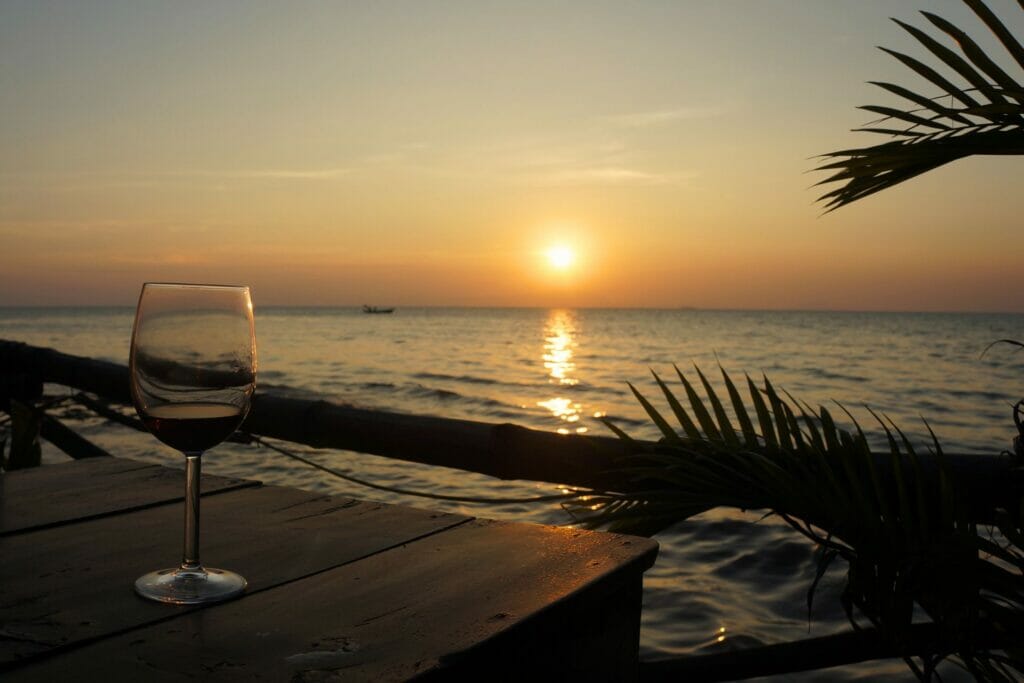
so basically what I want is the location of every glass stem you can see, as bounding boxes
[181,452,203,572]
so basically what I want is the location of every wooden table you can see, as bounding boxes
[0,457,658,681]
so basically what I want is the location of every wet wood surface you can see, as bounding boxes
[0,457,658,681]
[0,456,256,536]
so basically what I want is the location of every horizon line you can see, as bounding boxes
[1,303,1022,316]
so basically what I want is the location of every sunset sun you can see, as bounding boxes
[546,246,575,271]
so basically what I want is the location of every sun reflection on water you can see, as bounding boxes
[538,309,588,434]
[543,310,578,387]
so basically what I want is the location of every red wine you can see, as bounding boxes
[141,402,245,453]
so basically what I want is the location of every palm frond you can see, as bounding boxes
[816,1,1024,211]
[566,365,1023,680]
[674,364,722,442]
[721,364,758,447]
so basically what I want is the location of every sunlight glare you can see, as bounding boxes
[546,246,575,270]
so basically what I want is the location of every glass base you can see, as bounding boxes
[135,566,247,605]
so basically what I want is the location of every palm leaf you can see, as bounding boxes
[722,365,758,447]
[599,417,635,443]
[693,365,740,447]
[674,365,722,442]
[868,80,974,123]
[762,375,795,450]
[965,0,1024,71]
[816,1,1024,211]
[851,126,926,137]
[747,373,778,448]
[893,17,1010,107]
[579,361,1024,677]
[878,47,982,110]
[922,10,1024,104]
[628,381,679,442]
[858,104,952,130]
[651,371,702,442]
[818,406,842,452]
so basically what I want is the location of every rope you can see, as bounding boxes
[63,392,588,506]
[244,432,585,505]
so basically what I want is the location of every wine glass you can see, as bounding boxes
[129,282,256,604]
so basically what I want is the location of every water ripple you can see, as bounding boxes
[10,305,1023,682]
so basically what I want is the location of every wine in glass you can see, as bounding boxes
[129,282,257,604]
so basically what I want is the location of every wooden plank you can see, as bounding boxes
[7,519,658,682]
[247,393,631,490]
[39,414,112,460]
[636,622,967,683]
[0,485,469,669]
[0,457,257,536]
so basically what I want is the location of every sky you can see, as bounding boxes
[2,0,1022,311]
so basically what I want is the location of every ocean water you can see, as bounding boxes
[4,306,1023,680]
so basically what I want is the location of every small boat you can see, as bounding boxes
[362,305,395,314]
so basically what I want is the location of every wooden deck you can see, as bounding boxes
[0,457,658,681]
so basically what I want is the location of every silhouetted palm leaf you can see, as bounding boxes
[572,366,1023,680]
[816,1,1024,211]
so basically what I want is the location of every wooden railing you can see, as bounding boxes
[2,339,1017,501]
[1,339,632,490]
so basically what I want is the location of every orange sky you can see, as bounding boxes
[2,1,1022,311]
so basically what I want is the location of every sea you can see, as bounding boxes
[4,306,1022,681]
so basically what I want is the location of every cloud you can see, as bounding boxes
[601,106,728,128]
[451,132,697,187]
[199,168,353,180]
[537,166,695,186]
[0,168,355,194]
